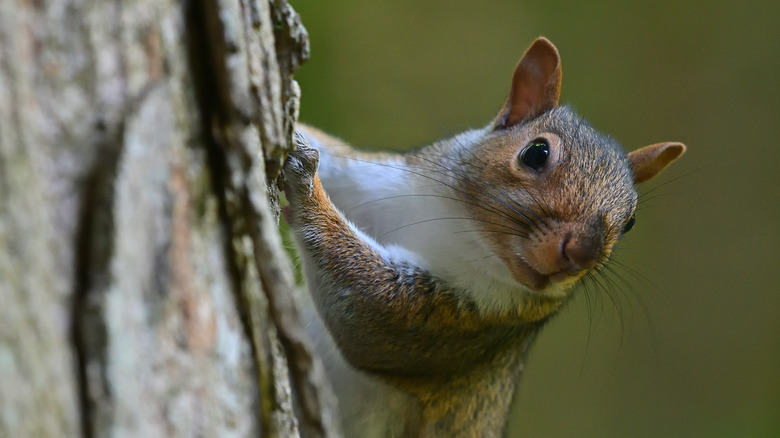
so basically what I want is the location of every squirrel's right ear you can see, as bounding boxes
[628,142,686,184]
[493,37,562,130]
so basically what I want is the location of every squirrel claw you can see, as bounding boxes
[290,131,320,175]
[283,131,320,199]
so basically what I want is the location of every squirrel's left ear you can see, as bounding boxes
[493,37,562,130]
[628,142,686,183]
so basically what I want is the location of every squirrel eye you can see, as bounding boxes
[520,138,550,171]
[622,214,636,234]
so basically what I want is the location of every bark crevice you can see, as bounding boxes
[185,0,272,431]
[71,118,126,438]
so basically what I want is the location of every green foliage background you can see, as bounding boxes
[291,1,779,436]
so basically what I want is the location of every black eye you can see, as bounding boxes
[520,138,550,171]
[622,214,636,234]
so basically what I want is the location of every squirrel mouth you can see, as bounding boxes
[510,257,584,292]
[510,257,550,290]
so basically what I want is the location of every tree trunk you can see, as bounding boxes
[0,0,336,437]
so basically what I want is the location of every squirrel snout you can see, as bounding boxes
[526,229,604,280]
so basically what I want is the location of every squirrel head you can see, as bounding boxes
[457,38,685,299]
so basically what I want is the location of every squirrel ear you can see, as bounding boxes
[628,142,686,184]
[493,37,562,130]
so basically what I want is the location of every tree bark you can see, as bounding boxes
[0,0,335,437]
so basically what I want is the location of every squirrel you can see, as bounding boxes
[282,37,685,438]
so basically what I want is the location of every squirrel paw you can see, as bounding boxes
[282,131,320,200]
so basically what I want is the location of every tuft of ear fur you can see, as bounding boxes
[628,142,686,183]
[494,37,562,130]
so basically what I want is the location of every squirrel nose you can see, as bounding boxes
[524,228,604,278]
[559,234,602,273]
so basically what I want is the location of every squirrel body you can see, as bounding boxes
[284,38,685,437]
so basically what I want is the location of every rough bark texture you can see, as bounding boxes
[0,0,335,437]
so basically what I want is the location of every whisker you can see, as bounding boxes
[453,229,530,238]
[344,193,531,235]
[405,151,542,227]
[590,266,626,344]
[403,144,542,218]
[637,191,685,208]
[378,217,501,239]
[637,168,699,198]
[316,138,549,239]
[599,259,662,364]
[328,151,538,233]
[463,253,500,265]
[576,274,599,382]
[327,152,530,228]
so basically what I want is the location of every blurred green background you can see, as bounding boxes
[290,0,779,436]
